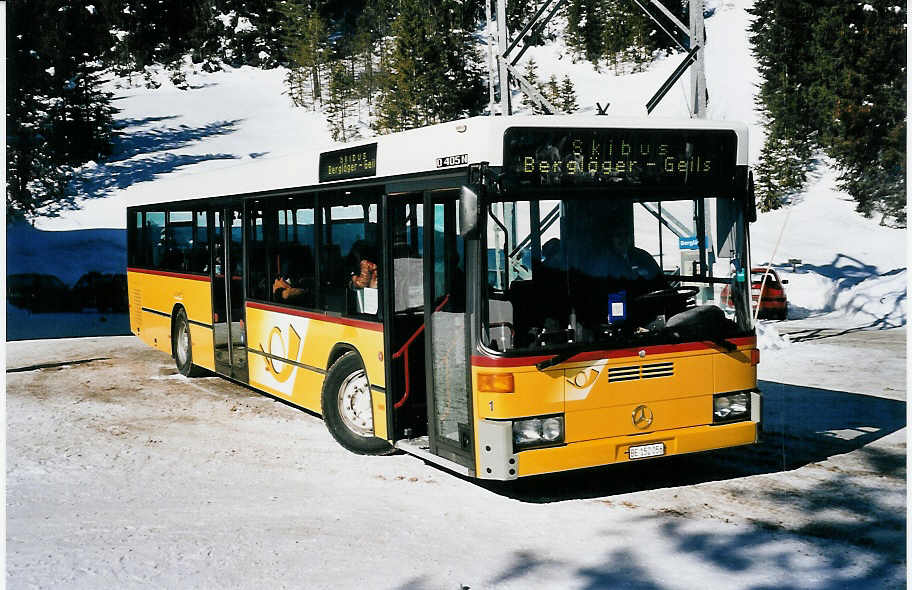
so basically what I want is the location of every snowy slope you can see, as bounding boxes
[34,66,334,231]
[9,0,905,336]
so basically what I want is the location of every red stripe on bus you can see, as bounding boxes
[246,301,384,332]
[471,336,757,368]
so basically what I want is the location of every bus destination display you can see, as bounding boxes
[502,128,737,191]
[319,143,377,182]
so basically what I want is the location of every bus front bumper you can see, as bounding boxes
[477,419,759,480]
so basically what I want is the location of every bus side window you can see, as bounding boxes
[145,212,166,269]
[270,197,316,308]
[128,211,144,267]
[192,210,209,273]
[322,192,380,316]
[166,211,194,272]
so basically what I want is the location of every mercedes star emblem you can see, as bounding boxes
[632,405,654,429]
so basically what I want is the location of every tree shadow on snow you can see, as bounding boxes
[763,254,906,329]
[48,118,244,216]
[112,115,180,130]
[468,383,907,589]
[68,152,239,200]
[481,380,905,504]
[108,118,242,162]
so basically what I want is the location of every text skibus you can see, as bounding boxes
[127,115,761,480]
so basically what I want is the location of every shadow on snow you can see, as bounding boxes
[481,380,904,503]
[446,381,906,589]
[107,118,242,163]
[69,152,239,199]
[764,253,906,329]
[49,117,244,217]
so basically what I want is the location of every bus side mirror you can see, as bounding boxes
[744,170,757,223]
[460,185,480,238]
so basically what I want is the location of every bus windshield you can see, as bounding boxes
[483,195,752,354]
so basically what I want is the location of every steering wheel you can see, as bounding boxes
[634,286,700,303]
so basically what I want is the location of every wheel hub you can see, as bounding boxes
[338,370,373,437]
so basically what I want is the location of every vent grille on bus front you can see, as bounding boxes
[607,362,674,383]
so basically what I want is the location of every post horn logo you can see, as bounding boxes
[632,405,654,430]
[259,325,301,382]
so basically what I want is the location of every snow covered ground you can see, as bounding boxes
[5,333,906,589]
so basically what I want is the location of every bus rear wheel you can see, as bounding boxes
[173,308,205,377]
[321,352,393,455]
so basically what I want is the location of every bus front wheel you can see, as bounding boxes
[321,352,393,455]
[173,308,205,377]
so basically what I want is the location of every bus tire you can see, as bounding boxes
[321,352,393,455]
[173,308,205,377]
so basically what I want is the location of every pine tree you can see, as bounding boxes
[519,59,548,114]
[326,61,360,142]
[544,75,561,110]
[822,1,906,225]
[280,1,330,109]
[750,0,906,225]
[566,0,680,69]
[753,129,811,211]
[559,75,579,113]
[374,0,484,133]
[7,0,117,220]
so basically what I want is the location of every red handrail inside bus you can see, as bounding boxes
[392,295,450,410]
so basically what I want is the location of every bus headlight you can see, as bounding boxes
[512,415,564,450]
[713,392,750,423]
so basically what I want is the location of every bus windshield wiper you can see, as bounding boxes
[536,349,577,371]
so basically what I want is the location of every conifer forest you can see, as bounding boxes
[7,0,907,225]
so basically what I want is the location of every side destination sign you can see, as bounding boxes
[319,143,377,182]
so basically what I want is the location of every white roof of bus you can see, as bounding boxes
[329,115,749,185]
[142,115,748,203]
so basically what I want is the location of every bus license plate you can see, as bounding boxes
[628,442,665,460]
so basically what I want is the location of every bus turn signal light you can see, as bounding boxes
[750,349,760,366]
[478,373,515,393]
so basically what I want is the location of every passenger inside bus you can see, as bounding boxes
[348,240,379,314]
[349,240,378,289]
[272,275,311,304]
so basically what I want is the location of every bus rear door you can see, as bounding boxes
[212,207,248,381]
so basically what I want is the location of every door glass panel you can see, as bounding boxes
[213,210,229,360]
[430,196,469,450]
[228,209,247,376]
[391,200,424,312]
[246,203,269,302]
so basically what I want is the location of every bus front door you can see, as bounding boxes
[424,191,474,469]
[212,207,248,381]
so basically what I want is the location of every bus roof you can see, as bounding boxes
[133,115,748,205]
[328,115,749,184]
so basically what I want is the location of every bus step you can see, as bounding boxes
[395,437,472,477]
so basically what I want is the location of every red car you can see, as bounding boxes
[721,267,789,320]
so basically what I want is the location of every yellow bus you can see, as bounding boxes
[127,115,760,479]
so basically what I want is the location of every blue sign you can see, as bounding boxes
[679,236,710,250]
[607,291,627,323]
